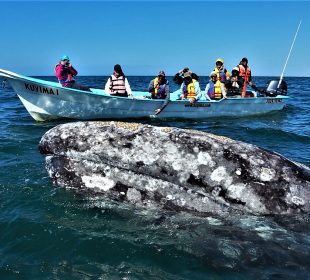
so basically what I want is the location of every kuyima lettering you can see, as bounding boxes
[266,99,283,103]
[185,103,211,108]
[24,83,59,95]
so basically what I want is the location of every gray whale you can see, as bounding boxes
[39,121,310,215]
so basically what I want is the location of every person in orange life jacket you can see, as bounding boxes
[236,57,259,97]
[55,55,90,91]
[213,58,230,83]
[205,71,227,101]
[148,70,170,115]
[105,64,133,97]
[178,72,202,104]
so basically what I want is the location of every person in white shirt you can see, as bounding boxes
[105,64,133,97]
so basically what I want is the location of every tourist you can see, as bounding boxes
[205,71,227,101]
[213,58,230,82]
[148,70,169,99]
[55,55,90,91]
[235,57,258,97]
[225,67,243,96]
[177,72,201,103]
[105,64,133,97]
[148,70,170,115]
[173,67,199,85]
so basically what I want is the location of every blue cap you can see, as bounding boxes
[61,55,70,61]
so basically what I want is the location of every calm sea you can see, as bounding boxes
[0,76,309,279]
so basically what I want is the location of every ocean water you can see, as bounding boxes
[0,75,309,279]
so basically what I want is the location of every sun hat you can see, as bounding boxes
[158,70,165,77]
[210,71,217,77]
[216,58,224,64]
[61,55,70,61]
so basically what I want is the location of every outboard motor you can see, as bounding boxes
[265,80,288,96]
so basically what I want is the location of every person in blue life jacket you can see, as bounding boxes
[55,55,91,91]
[105,64,133,97]
[148,70,170,115]
[148,70,169,99]
[213,58,230,83]
[178,72,202,103]
[205,71,227,101]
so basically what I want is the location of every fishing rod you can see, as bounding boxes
[278,20,302,88]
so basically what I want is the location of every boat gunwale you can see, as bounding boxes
[0,68,290,103]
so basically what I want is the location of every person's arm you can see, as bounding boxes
[155,85,170,115]
[246,68,253,85]
[104,78,111,93]
[165,82,170,97]
[125,78,133,96]
[194,81,202,100]
[69,65,78,76]
[55,64,64,79]
[220,83,227,98]
[204,83,212,101]
[148,79,155,93]
[161,84,170,108]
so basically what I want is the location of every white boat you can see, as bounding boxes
[0,69,289,122]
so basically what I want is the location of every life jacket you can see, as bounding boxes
[208,80,223,100]
[54,64,75,86]
[153,77,167,99]
[182,79,197,99]
[214,67,227,82]
[238,65,251,82]
[110,75,127,95]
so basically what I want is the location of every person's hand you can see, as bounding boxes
[155,108,161,115]
[189,98,196,104]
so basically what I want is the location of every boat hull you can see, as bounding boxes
[1,69,289,121]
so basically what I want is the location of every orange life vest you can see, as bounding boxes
[238,65,251,82]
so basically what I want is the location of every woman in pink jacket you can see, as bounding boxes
[55,55,90,91]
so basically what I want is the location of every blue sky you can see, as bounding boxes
[0,1,309,77]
